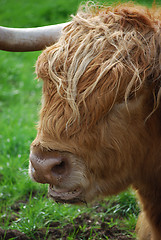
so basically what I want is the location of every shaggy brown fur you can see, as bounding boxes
[30,2,161,240]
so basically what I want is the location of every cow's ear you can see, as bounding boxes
[36,47,51,81]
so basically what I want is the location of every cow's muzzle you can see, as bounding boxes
[29,146,86,204]
[29,146,71,185]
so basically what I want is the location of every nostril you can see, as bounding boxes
[51,158,69,176]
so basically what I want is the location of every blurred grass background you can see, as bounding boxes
[0,0,158,239]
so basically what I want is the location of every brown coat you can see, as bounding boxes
[30,3,161,239]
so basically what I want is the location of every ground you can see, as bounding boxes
[0,200,134,240]
[0,217,133,240]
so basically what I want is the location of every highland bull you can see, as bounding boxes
[1,3,161,240]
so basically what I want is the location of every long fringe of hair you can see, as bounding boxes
[37,2,161,133]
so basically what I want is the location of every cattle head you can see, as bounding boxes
[28,3,161,204]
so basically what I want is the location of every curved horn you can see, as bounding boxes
[0,22,70,52]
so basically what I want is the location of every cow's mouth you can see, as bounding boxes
[48,185,86,204]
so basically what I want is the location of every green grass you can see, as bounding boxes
[0,0,158,239]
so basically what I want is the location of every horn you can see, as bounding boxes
[0,22,70,52]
